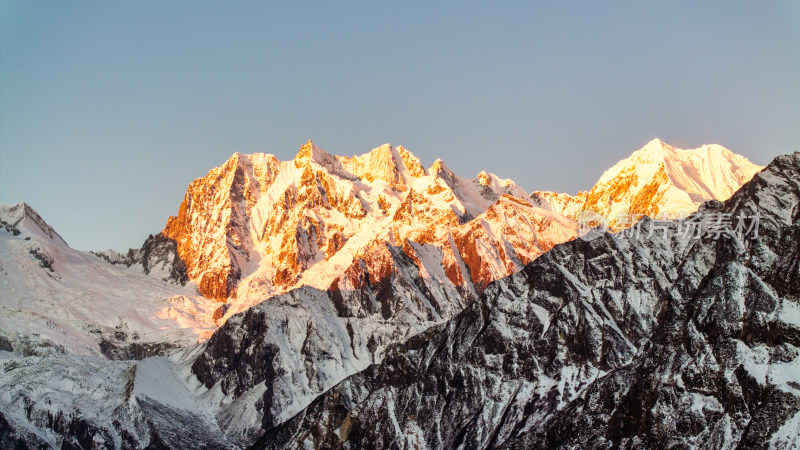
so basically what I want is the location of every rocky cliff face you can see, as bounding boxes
[94,233,188,286]
[256,153,799,449]
[186,241,479,444]
[163,152,281,300]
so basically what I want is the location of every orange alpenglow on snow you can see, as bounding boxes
[161,139,762,324]
[532,138,763,229]
[161,141,572,312]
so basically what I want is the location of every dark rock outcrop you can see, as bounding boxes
[93,233,188,285]
[137,233,188,285]
[99,338,181,361]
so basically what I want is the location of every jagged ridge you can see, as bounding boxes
[161,140,578,318]
[256,152,799,449]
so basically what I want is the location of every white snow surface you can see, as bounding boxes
[595,138,763,216]
[532,138,763,228]
[0,202,219,356]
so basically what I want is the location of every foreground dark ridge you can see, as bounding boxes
[255,153,800,449]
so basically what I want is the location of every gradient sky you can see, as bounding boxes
[1,1,799,251]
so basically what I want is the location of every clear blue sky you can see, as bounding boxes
[1,1,798,251]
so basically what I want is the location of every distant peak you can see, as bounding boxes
[592,139,764,213]
[0,202,67,245]
[640,138,673,153]
[294,140,332,169]
[0,201,35,223]
[634,139,745,163]
[224,151,245,165]
[339,143,403,186]
[429,158,451,175]
[216,152,257,176]
[339,144,428,185]
[295,139,318,159]
[474,170,512,186]
[396,146,427,177]
[367,143,396,161]
[698,143,734,155]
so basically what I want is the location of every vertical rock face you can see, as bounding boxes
[446,194,574,291]
[188,236,483,439]
[255,153,800,449]
[93,233,188,285]
[135,233,188,285]
[162,152,282,300]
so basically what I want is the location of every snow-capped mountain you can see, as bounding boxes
[257,151,800,449]
[161,138,762,317]
[162,140,577,322]
[0,139,775,448]
[0,202,220,358]
[532,138,763,230]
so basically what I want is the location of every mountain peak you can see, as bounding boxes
[293,140,332,169]
[476,171,491,186]
[429,158,452,177]
[340,143,427,187]
[474,170,528,199]
[0,202,67,245]
[586,139,764,228]
[396,146,427,177]
[355,143,403,185]
[645,137,671,149]
[633,138,675,159]
[367,143,396,164]
[636,139,742,163]
[221,151,247,170]
[157,139,763,306]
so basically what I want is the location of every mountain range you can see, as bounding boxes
[3,139,796,449]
